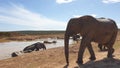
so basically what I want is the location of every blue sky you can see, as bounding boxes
[0,0,120,31]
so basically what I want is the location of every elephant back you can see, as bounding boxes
[23,44,35,51]
[35,42,46,49]
[96,18,118,30]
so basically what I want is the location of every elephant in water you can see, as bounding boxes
[64,15,118,66]
[23,42,46,53]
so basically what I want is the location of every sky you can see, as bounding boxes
[0,0,120,31]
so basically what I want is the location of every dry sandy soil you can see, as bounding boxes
[0,31,120,68]
[0,39,120,68]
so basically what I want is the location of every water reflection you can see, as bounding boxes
[0,38,73,60]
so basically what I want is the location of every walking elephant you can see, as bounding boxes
[64,15,118,66]
[23,42,46,53]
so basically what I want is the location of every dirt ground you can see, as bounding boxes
[0,40,120,68]
[0,32,120,68]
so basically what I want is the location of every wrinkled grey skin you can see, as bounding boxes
[64,15,118,66]
[23,42,46,53]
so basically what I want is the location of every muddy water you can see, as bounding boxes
[0,38,73,60]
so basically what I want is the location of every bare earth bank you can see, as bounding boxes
[0,41,120,68]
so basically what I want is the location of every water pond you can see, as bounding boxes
[0,38,73,60]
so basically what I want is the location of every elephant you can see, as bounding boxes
[98,44,107,51]
[23,42,46,53]
[73,34,80,41]
[64,15,118,65]
[73,34,106,50]
[72,34,80,43]
[11,51,24,57]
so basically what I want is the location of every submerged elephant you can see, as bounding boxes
[23,42,46,53]
[64,15,118,65]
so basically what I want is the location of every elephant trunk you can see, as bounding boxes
[64,33,70,65]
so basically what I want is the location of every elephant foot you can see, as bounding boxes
[111,49,114,54]
[89,56,96,60]
[76,60,83,64]
[107,52,114,58]
[107,49,114,58]
[107,55,114,58]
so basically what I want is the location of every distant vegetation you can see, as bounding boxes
[1,29,120,38]
[0,32,21,38]
[0,30,65,38]
[15,30,65,35]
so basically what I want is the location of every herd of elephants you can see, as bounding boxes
[11,15,118,67]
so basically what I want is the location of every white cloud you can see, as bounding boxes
[102,0,120,3]
[73,14,97,18]
[90,14,97,17]
[0,3,66,30]
[56,0,75,4]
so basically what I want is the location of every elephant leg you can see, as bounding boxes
[103,46,107,50]
[35,45,40,51]
[34,45,39,51]
[103,46,105,50]
[98,44,103,51]
[36,47,39,51]
[87,44,96,60]
[43,45,46,50]
[106,33,117,58]
[42,46,45,50]
[106,44,114,58]
[76,37,90,64]
[43,47,46,50]
[106,40,115,58]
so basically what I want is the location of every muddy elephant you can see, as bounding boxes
[23,42,46,53]
[64,15,118,65]
[11,51,24,57]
